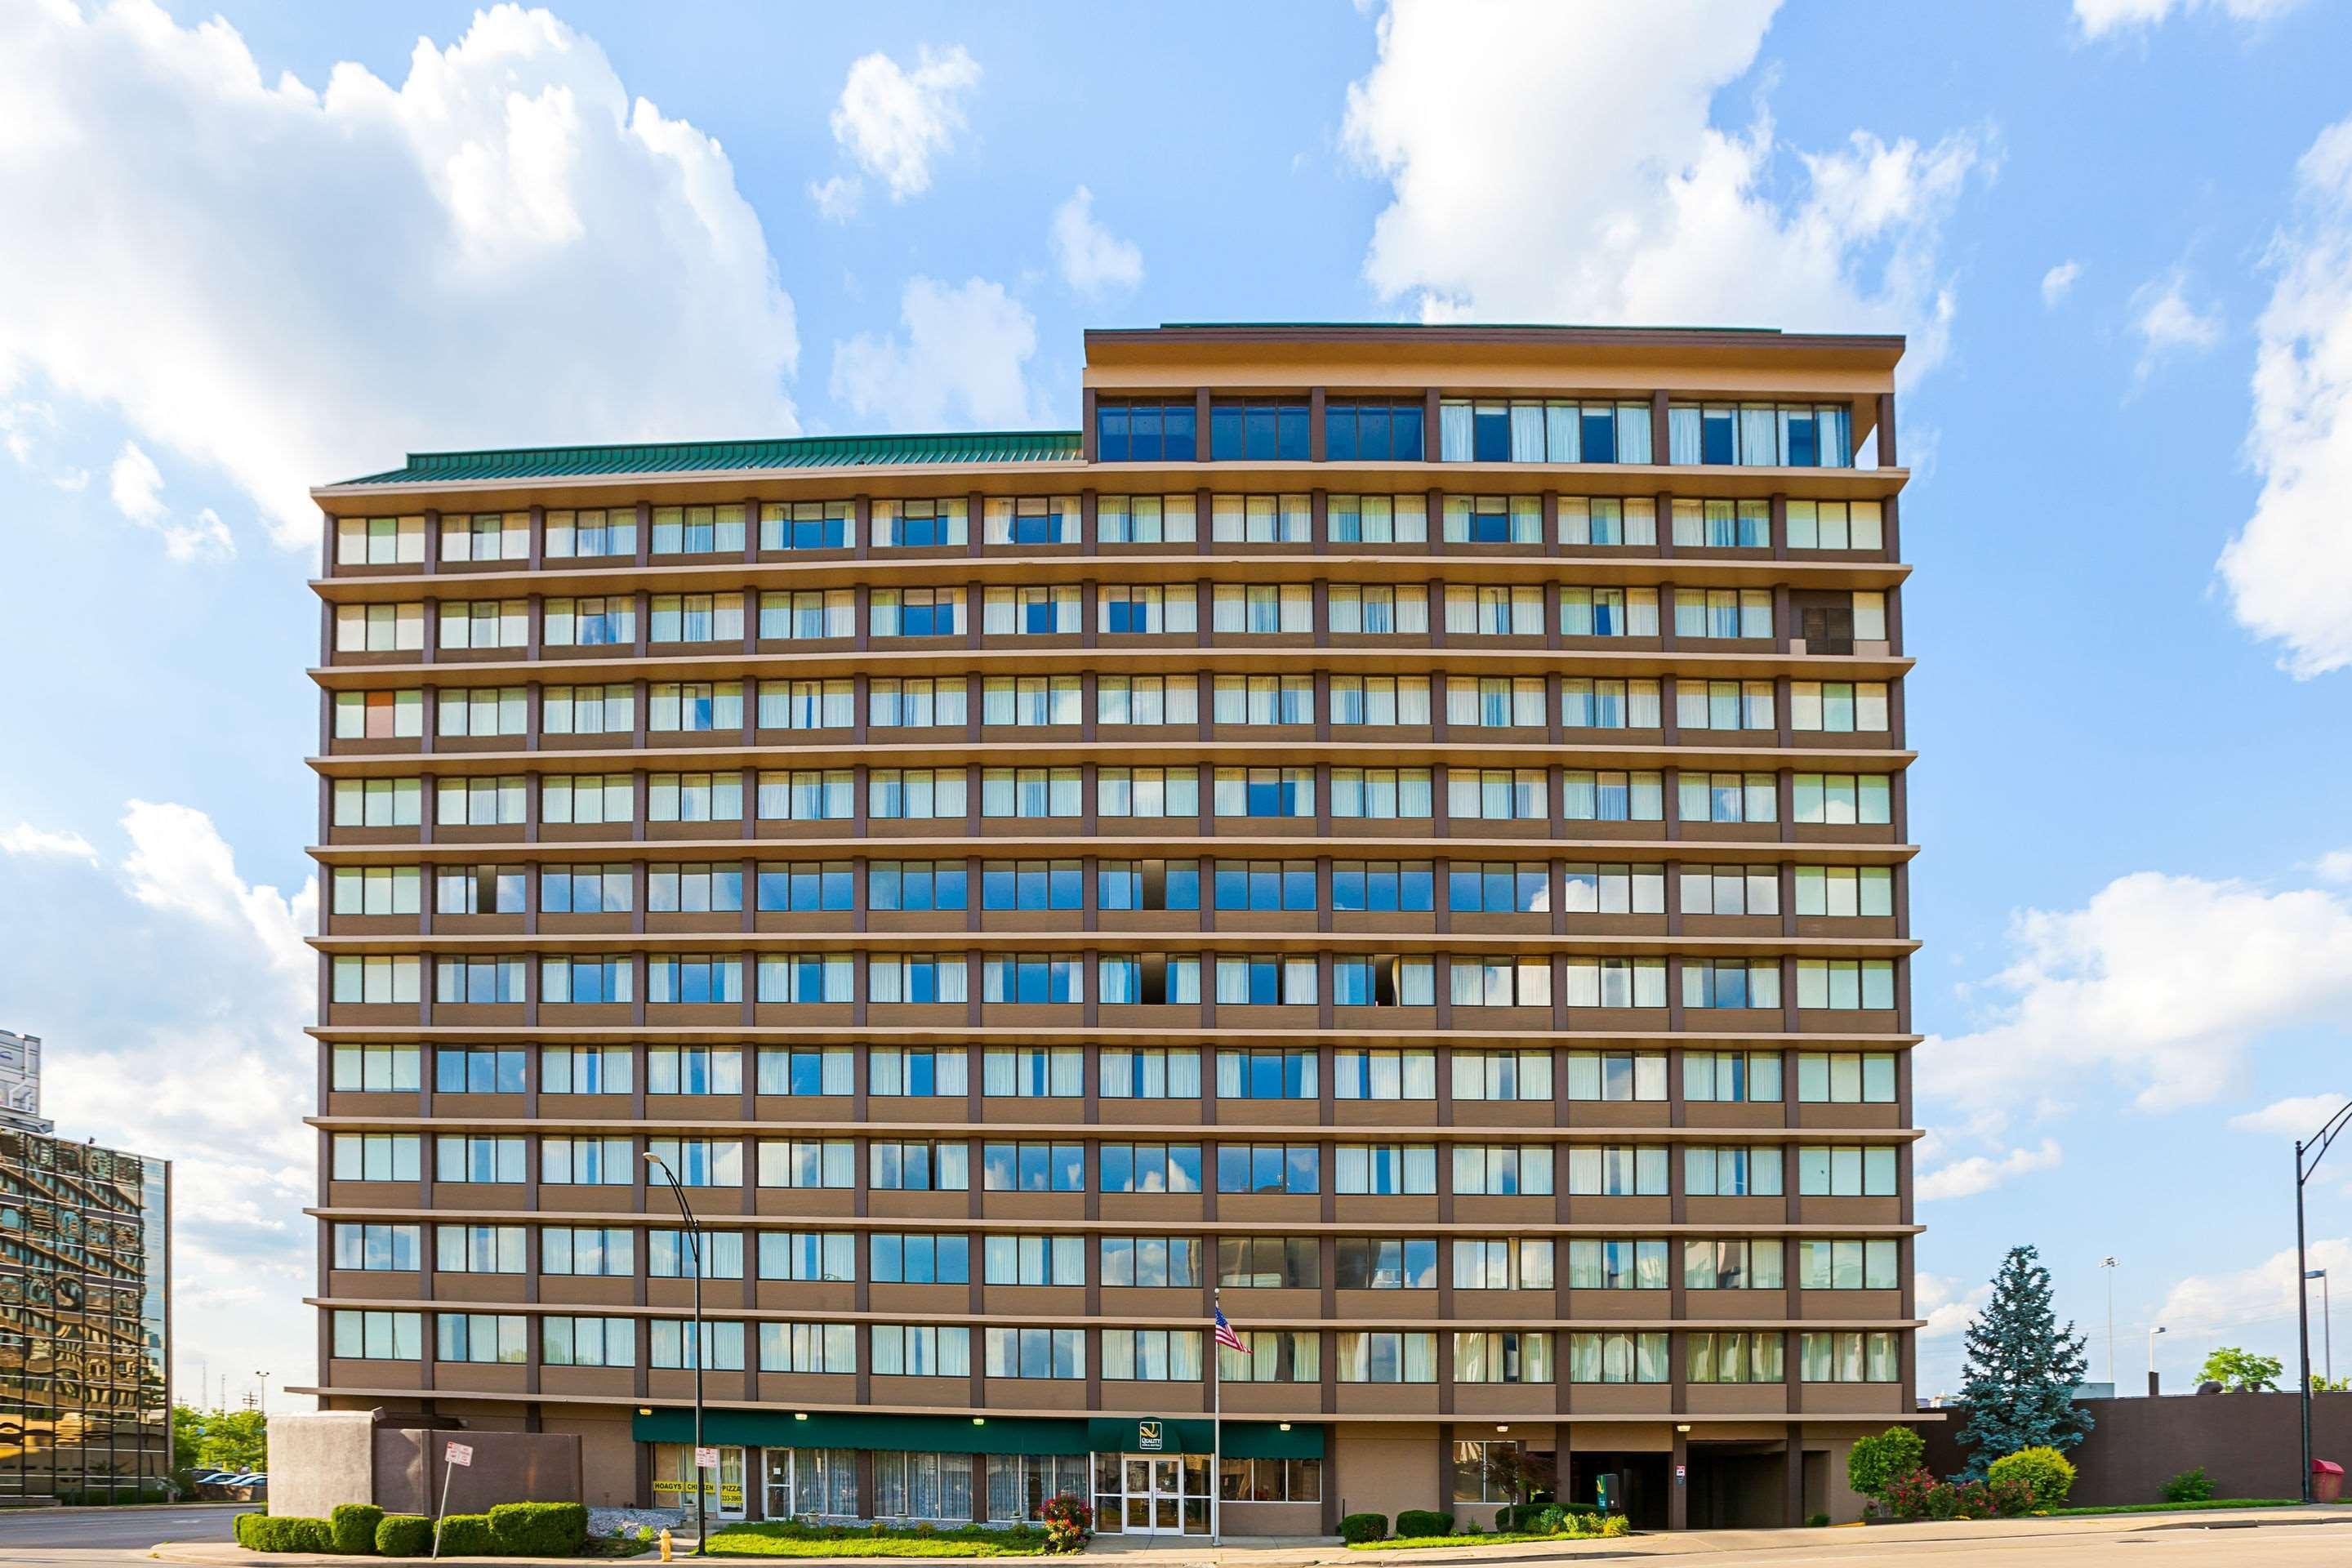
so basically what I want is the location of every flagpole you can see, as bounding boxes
[1211,1286,1223,1548]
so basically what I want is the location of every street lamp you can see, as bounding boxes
[2295,1101,2352,1503]
[2100,1258,2118,1388]
[256,1371,270,1413]
[2306,1269,2332,1387]
[644,1151,707,1556]
[2147,1326,2165,1396]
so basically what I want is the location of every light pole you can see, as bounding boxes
[2147,1326,2165,1396]
[2296,1101,2352,1503]
[645,1152,706,1555]
[2307,1269,2333,1387]
[2100,1258,2118,1388]
[256,1371,270,1414]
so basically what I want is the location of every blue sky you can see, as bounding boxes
[2,0,2350,1409]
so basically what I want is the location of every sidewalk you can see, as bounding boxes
[143,1507,2352,1568]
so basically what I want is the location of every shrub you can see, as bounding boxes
[1395,1509,1453,1538]
[234,1515,336,1553]
[1338,1512,1388,1544]
[1849,1427,1927,1502]
[435,1512,497,1557]
[1881,1468,2034,1524]
[1807,1512,1831,1528]
[1533,1505,1566,1534]
[331,1502,385,1555]
[492,1499,590,1556]
[1988,1446,2076,1511]
[1460,1519,1483,1535]
[1037,1494,1092,1554]
[377,1514,434,1557]
[2163,1467,2214,1503]
[1594,1516,1632,1539]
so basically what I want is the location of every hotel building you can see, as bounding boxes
[303,323,1922,1532]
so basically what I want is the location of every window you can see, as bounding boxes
[650,1320,747,1370]
[1678,773,1779,826]
[760,501,853,552]
[648,681,744,733]
[1210,493,1311,544]
[433,866,524,918]
[332,1310,422,1361]
[1801,1331,1900,1383]
[541,1136,634,1184]
[1211,767,1314,819]
[1672,497,1772,549]
[333,865,421,916]
[1333,860,1433,911]
[1446,956,1549,1008]
[434,1046,525,1094]
[752,678,854,733]
[1098,583,1196,635]
[1100,1143,1202,1194]
[1444,586,1544,638]
[1448,676,1548,729]
[1330,676,1431,727]
[1099,1049,1203,1099]
[1681,865,1782,917]
[1211,675,1313,726]
[434,1224,526,1275]
[1333,1049,1436,1100]
[870,1232,968,1285]
[541,863,632,913]
[1217,1331,1321,1385]
[982,1143,1085,1193]
[1439,399,1652,464]
[1096,496,1198,545]
[332,1043,421,1092]
[1454,1238,1556,1290]
[647,955,742,1004]
[439,599,528,650]
[1445,862,1548,915]
[1334,1236,1438,1290]
[1450,768,1550,822]
[1792,773,1893,826]
[983,497,1079,546]
[755,1047,855,1097]
[1683,1145,1785,1197]
[756,1140,855,1189]
[867,954,969,1004]
[981,955,1080,1005]
[1683,1238,1786,1290]
[1562,1051,1668,1101]
[1324,399,1424,461]
[336,602,425,653]
[1217,1236,1320,1290]
[1798,1238,1902,1290]
[869,587,961,638]
[1097,767,1200,818]
[984,586,1082,635]
[647,1046,745,1094]
[982,1047,1083,1098]
[1796,1052,1899,1102]
[1683,959,1784,1009]
[866,768,960,821]
[332,955,420,1004]
[1790,681,1891,733]
[1561,586,1660,637]
[541,1316,635,1368]
[1673,588,1775,641]
[867,861,967,913]
[871,1325,972,1377]
[334,777,422,827]
[1561,768,1665,822]
[1455,1144,1556,1196]
[1796,866,1895,918]
[981,767,1082,818]
[1677,679,1777,733]
[332,1223,421,1272]
[760,1321,857,1375]
[1563,1147,1664,1196]
[644,593,745,646]
[983,1234,1085,1286]
[1786,499,1885,550]
[871,498,969,550]
[1331,954,1434,1007]
[1095,400,1198,462]
[649,862,745,913]
[1561,957,1668,1009]
[1326,493,1428,543]
[1560,677,1663,730]
[441,511,528,562]
[1688,1332,1787,1384]
[1797,1145,1900,1196]
[757,1232,857,1282]
[1217,1046,1318,1101]
[336,514,425,566]
[1213,584,1312,635]
[650,505,746,556]
[1442,494,1541,545]
[1334,1144,1437,1195]
[869,1140,972,1192]
[1450,1049,1552,1102]
[541,1227,634,1276]
[1566,1239,1668,1290]
[545,507,636,559]
[1668,401,1852,468]
[755,953,853,1004]
[650,1228,744,1279]
[1209,400,1308,462]
[1101,1329,1202,1381]
[434,686,528,738]
[1567,1331,1669,1383]
[539,1045,631,1095]
[1335,1332,1437,1383]
[648,1137,746,1187]
[333,689,424,740]
[1330,767,1432,820]
[1683,1050,1783,1103]
[1092,675,1193,728]
[1328,585,1428,636]
[538,954,633,1004]
[1454,1333,1553,1384]
[984,1328,1085,1379]
[980,859,1083,912]
[435,1135,524,1184]
[1558,497,1659,546]
[542,683,635,735]
[1796,960,1897,1010]
[1214,1143,1317,1195]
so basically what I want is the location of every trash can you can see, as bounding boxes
[2313,1459,2343,1503]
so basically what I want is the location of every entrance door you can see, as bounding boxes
[1118,1454,1191,1535]
[714,1448,747,1521]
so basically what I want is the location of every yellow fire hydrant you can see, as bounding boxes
[658,1525,674,1561]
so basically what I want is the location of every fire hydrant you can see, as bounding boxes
[658,1525,675,1561]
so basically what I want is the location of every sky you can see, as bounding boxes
[2,0,2350,1413]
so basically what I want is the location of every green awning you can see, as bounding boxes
[631,1410,1318,1460]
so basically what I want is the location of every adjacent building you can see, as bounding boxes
[301,323,1922,1531]
[0,1029,173,1500]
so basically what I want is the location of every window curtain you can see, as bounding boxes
[1509,403,1546,462]
[1438,401,1473,461]
[1668,406,1703,466]
[1739,404,1779,466]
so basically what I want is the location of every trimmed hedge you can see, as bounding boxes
[377,1513,434,1556]
[1395,1509,1453,1538]
[331,1502,385,1555]
[490,1500,590,1557]
[234,1513,335,1552]
[1339,1512,1388,1544]
[435,1512,497,1556]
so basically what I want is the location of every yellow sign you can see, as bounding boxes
[651,1481,745,1504]
[1138,1420,1163,1452]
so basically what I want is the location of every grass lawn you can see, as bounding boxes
[1352,1526,1632,1550]
[2041,1499,2306,1517]
[705,1522,1054,1557]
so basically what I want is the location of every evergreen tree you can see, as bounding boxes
[1955,1245,2092,1476]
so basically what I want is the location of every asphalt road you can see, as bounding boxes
[0,1503,249,1566]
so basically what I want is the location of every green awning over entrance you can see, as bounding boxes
[631,1410,1319,1460]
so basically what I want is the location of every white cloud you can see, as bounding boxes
[106,440,234,562]
[1918,1138,2063,1202]
[0,823,99,862]
[2227,1093,2348,1138]
[2319,850,2352,884]
[1050,186,1143,296]
[2129,267,2224,375]
[2156,1238,2351,1342]
[2074,0,2309,38]
[2216,115,2352,679]
[1341,1,1985,380]
[0,1,799,550]
[827,45,979,203]
[1,399,90,491]
[808,174,862,222]
[1919,871,2352,1115]
[2041,260,2083,308]
[1917,1273,1992,1339]
[830,277,1038,431]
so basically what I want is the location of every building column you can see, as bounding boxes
[1783,1423,1806,1526]
[1668,1426,1687,1531]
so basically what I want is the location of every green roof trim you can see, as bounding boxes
[629,1410,1316,1459]
[336,430,1083,487]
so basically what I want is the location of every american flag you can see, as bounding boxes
[1212,1306,1245,1354]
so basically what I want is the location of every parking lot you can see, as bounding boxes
[0,1503,247,1566]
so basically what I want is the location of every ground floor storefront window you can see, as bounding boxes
[651,1442,747,1519]
[1452,1440,1556,1504]
[1218,1455,1321,1502]
[764,1447,858,1521]
[987,1452,1090,1522]
[1092,1451,1210,1535]
[877,1450,975,1522]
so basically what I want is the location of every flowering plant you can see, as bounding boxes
[1038,1494,1093,1553]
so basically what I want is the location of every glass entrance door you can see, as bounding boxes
[1112,1454,1209,1535]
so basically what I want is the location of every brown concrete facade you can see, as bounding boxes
[300,323,1923,1534]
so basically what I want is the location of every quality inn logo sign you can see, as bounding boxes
[1138,1420,1162,1452]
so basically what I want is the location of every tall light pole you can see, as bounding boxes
[2296,1101,2352,1503]
[2100,1258,2118,1388]
[2306,1269,2333,1387]
[644,1152,706,1555]
[256,1371,270,1414]
[2147,1326,2166,1396]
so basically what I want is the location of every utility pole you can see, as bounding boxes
[2100,1258,2118,1387]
